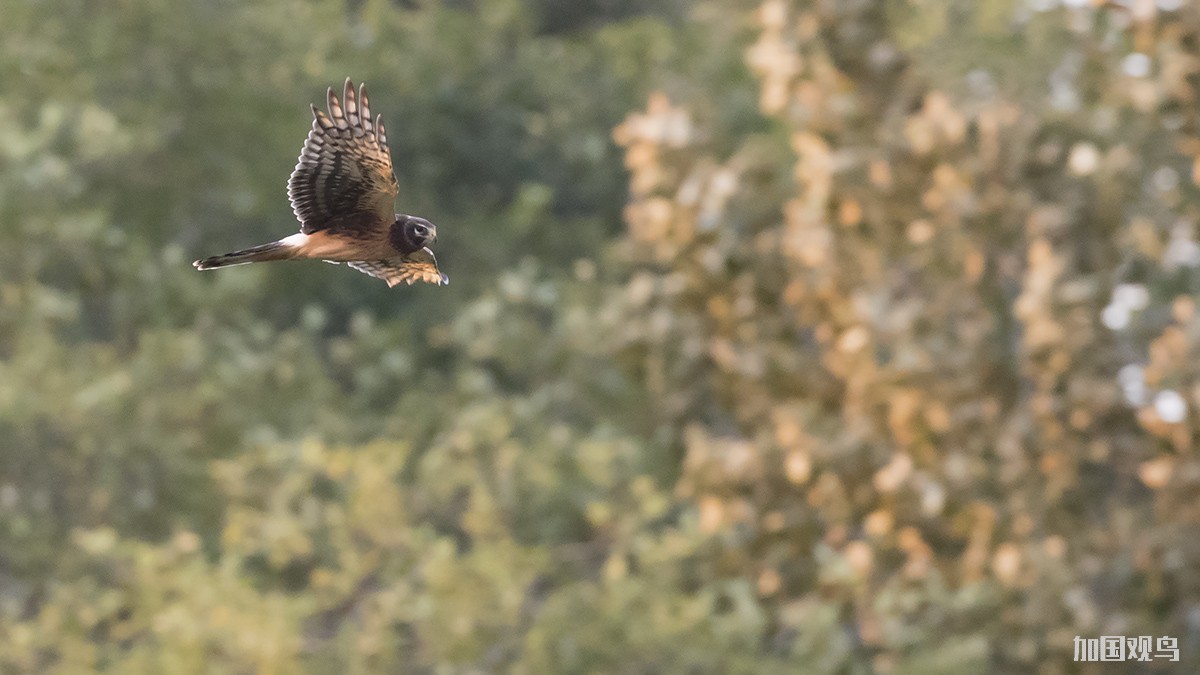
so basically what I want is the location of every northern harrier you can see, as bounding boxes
[193,78,447,287]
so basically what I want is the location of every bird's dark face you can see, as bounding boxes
[390,215,438,254]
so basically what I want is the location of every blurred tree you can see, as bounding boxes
[608,0,1200,671]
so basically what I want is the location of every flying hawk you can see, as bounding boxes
[193,78,447,287]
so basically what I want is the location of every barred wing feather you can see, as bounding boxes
[347,248,448,287]
[287,78,399,235]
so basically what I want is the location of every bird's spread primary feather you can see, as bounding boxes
[347,248,449,288]
[287,80,397,235]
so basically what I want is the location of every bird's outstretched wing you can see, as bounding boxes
[347,248,448,287]
[287,78,399,235]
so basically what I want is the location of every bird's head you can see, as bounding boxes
[391,215,438,253]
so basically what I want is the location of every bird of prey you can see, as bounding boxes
[193,78,447,287]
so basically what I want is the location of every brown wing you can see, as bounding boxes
[347,248,448,287]
[287,78,399,235]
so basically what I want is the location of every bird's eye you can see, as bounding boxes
[413,224,428,236]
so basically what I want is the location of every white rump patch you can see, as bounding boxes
[279,233,309,249]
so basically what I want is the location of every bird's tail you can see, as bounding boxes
[193,240,297,270]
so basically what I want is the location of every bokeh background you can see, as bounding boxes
[2,0,1200,672]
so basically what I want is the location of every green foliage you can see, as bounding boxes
[2,0,1200,672]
